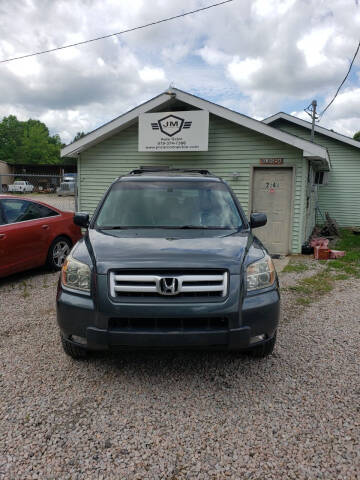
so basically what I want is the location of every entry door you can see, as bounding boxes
[252,168,293,255]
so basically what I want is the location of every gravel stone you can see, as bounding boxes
[0,265,359,479]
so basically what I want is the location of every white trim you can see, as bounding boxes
[61,92,172,157]
[263,112,360,150]
[61,88,329,168]
[174,90,328,164]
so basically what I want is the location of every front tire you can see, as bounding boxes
[248,333,277,358]
[47,236,71,271]
[61,336,88,359]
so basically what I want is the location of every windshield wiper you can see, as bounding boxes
[97,226,128,230]
[97,225,237,230]
[178,225,234,230]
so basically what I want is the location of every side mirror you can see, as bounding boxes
[250,212,267,229]
[74,212,90,228]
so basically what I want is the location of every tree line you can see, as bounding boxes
[0,115,86,165]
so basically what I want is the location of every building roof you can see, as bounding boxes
[61,88,330,170]
[263,112,360,150]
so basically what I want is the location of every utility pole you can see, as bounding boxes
[304,100,318,142]
[310,99,317,142]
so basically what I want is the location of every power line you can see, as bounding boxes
[0,0,234,64]
[318,39,360,120]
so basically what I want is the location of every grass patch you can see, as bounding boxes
[333,273,350,280]
[288,271,334,306]
[296,297,312,306]
[286,229,360,307]
[326,228,360,278]
[282,262,309,273]
[336,228,360,251]
[289,271,334,296]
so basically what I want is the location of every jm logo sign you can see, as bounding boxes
[139,110,209,152]
[151,115,192,137]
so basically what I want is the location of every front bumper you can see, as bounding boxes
[85,325,252,349]
[56,276,280,351]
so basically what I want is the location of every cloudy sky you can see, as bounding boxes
[0,0,359,144]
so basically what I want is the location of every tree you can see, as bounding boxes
[72,131,86,143]
[20,120,62,164]
[0,115,24,163]
[354,131,360,141]
[0,115,63,164]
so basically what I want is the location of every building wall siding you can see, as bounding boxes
[271,119,360,227]
[0,161,13,185]
[304,164,318,239]
[79,114,306,253]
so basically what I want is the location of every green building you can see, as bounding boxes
[62,88,332,255]
[264,112,360,229]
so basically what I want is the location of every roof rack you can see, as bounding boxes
[129,167,211,175]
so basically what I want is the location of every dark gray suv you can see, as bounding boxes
[57,168,280,359]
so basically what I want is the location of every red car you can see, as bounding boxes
[0,195,82,278]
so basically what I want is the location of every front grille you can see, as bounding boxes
[109,270,228,299]
[109,317,228,331]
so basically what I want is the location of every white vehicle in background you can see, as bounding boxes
[7,180,34,193]
[57,173,77,196]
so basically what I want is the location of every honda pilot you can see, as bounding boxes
[56,168,280,359]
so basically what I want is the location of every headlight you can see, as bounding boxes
[61,256,91,292]
[246,255,275,291]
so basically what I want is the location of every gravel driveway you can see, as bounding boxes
[0,266,359,479]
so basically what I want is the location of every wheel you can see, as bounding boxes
[2,184,8,192]
[47,236,71,271]
[61,336,88,359]
[248,332,277,358]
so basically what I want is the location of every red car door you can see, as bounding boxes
[0,199,51,277]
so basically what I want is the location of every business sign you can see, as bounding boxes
[138,110,209,152]
[260,158,284,165]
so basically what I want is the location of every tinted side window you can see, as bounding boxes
[35,204,58,218]
[1,200,57,223]
[2,200,30,223]
[0,202,6,225]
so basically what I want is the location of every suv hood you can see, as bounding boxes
[85,229,253,274]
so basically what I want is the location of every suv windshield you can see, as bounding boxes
[95,180,243,229]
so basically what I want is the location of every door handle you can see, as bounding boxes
[41,224,50,230]
[0,234,6,239]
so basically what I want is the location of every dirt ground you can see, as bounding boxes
[0,258,359,479]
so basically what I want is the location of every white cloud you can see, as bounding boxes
[161,44,189,63]
[227,57,263,90]
[6,57,42,78]
[252,0,296,17]
[196,46,230,66]
[139,66,166,83]
[297,27,334,67]
[0,0,359,142]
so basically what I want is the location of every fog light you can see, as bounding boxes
[71,335,87,345]
[250,334,266,345]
